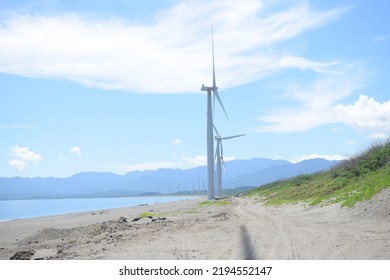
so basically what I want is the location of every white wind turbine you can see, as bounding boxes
[201,27,228,200]
[214,125,245,197]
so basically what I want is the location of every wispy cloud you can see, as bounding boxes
[257,66,366,133]
[0,0,347,93]
[373,35,390,42]
[100,153,211,174]
[8,145,43,171]
[258,88,390,137]
[290,153,347,163]
[181,154,207,166]
[368,132,388,140]
[70,146,82,156]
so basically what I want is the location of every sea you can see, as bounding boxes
[0,196,199,221]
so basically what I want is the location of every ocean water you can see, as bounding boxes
[0,196,199,221]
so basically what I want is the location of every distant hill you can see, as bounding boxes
[0,158,339,200]
[249,140,390,207]
[224,158,337,187]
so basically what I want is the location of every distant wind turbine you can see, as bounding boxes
[214,125,245,197]
[201,26,228,200]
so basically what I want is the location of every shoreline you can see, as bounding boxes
[0,197,205,245]
[1,192,390,260]
[0,195,203,222]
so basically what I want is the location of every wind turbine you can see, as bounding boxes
[201,27,228,200]
[214,125,245,197]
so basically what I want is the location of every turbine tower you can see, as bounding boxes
[201,27,228,200]
[214,125,245,197]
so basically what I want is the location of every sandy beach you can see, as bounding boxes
[1,189,390,260]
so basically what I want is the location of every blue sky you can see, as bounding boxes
[1,0,389,178]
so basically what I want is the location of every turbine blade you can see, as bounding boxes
[212,25,216,89]
[213,124,220,138]
[213,90,216,118]
[220,142,226,172]
[214,90,229,120]
[214,140,219,162]
[221,134,246,140]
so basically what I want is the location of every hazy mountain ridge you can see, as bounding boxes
[0,158,338,199]
[224,158,338,187]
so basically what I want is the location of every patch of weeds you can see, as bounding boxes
[137,212,155,218]
[247,139,390,208]
[198,200,230,207]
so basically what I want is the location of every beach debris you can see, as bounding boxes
[32,249,57,260]
[211,212,229,221]
[234,192,248,197]
[131,216,167,222]
[117,216,128,223]
[151,217,167,222]
[10,250,35,260]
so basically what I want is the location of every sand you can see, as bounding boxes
[1,189,390,260]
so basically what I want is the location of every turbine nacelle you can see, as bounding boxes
[201,84,212,91]
[202,26,229,200]
[213,124,245,197]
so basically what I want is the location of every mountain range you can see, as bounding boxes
[0,158,339,200]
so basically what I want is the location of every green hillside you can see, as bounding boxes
[248,140,390,207]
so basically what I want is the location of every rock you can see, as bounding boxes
[10,250,35,260]
[33,249,56,260]
[117,216,127,223]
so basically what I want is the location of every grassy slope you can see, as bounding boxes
[248,140,390,207]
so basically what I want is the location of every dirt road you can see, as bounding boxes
[1,192,390,260]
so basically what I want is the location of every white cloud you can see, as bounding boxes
[373,35,390,42]
[368,133,388,140]
[8,145,43,171]
[172,139,181,145]
[257,70,364,133]
[334,95,390,134]
[290,153,347,163]
[101,153,212,174]
[98,154,238,174]
[259,91,390,136]
[221,155,236,162]
[70,146,82,156]
[252,50,389,138]
[0,0,347,93]
[181,155,207,166]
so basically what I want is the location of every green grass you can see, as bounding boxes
[198,200,230,207]
[136,211,170,218]
[137,211,155,218]
[248,139,390,207]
